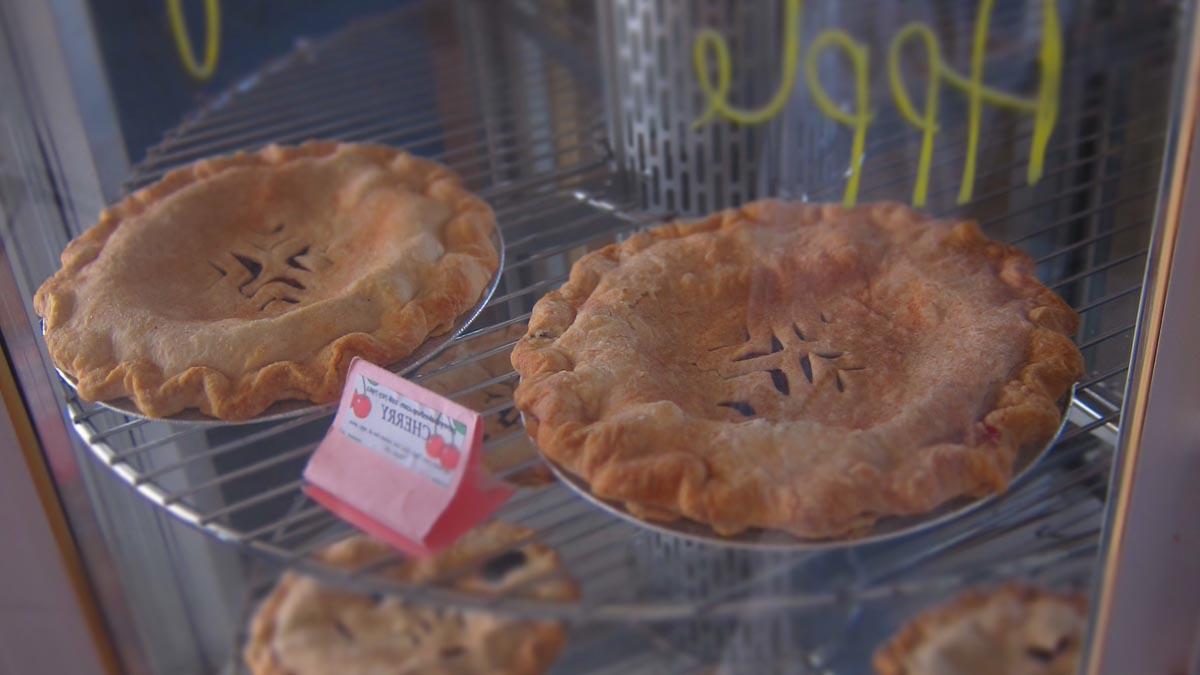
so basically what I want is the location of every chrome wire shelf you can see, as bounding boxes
[60,2,1172,659]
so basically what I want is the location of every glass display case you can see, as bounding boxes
[1,0,1196,673]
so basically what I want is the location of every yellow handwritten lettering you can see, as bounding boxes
[805,31,872,207]
[888,24,941,207]
[951,0,1061,203]
[1031,0,1063,185]
[691,0,1063,208]
[167,0,221,82]
[957,0,994,204]
[693,0,803,128]
[939,68,1039,111]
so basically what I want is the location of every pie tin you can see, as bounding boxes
[48,227,506,427]
[534,390,1075,551]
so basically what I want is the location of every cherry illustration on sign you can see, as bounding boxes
[425,434,445,460]
[425,414,465,470]
[351,375,373,418]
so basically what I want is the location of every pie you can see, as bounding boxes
[244,522,577,675]
[873,584,1088,675]
[418,322,553,487]
[512,201,1083,538]
[34,142,499,420]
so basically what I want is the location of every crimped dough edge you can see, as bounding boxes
[871,583,1088,675]
[34,141,499,420]
[244,525,574,675]
[511,201,1083,539]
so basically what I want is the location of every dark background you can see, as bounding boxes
[88,0,412,162]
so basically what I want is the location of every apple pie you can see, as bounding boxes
[34,142,499,420]
[873,584,1088,675]
[512,201,1083,538]
[245,522,576,675]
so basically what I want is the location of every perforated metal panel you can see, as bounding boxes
[599,0,794,214]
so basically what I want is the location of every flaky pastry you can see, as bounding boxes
[512,201,1082,538]
[35,142,498,419]
[244,522,576,675]
[873,584,1088,675]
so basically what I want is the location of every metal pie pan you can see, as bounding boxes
[49,227,505,427]
[532,390,1075,551]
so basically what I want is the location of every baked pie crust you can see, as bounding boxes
[512,201,1083,539]
[873,585,1088,675]
[34,142,499,420]
[245,523,576,675]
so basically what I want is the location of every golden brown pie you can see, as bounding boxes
[512,201,1083,538]
[418,322,554,488]
[34,142,499,420]
[873,584,1088,675]
[245,523,576,675]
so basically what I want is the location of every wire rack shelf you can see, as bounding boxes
[60,0,1174,640]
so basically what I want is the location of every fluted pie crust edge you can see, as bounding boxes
[34,142,499,420]
[511,201,1083,539]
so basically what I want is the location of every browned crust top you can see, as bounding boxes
[511,201,1083,539]
[872,584,1089,675]
[244,525,576,675]
[35,141,499,420]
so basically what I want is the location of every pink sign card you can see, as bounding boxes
[304,358,513,556]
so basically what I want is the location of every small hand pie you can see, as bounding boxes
[245,523,576,675]
[512,201,1083,538]
[874,585,1088,675]
[34,142,499,419]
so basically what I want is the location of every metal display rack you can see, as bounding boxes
[48,0,1179,671]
